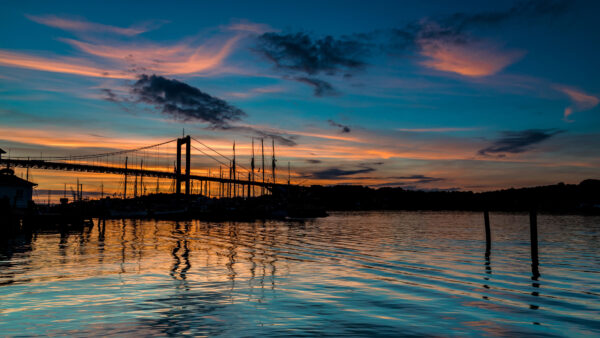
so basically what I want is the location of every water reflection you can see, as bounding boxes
[0,212,599,336]
[170,222,191,281]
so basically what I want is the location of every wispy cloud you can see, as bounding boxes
[557,86,599,121]
[397,127,479,133]
[438,0,570,32]
[26,14,164,36]
[62,34,242,76]
[223,21,273,35]
[0,19,245,79]
[307,166,376,180]
[0,126,164,149]
[327,120,351,133]
[418,39,525,77]
[0,50,133,79]
[370,174,446,188]
[478,129,562,156]
[227,85,285,99]
[386,0,566,77]
[295,77,338,97]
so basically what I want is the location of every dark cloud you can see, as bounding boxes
[295,77,338,97]
[441,0,571,32]
[388,0,572,50]
[308,167,376,180]
[256,32,369,75]
[132,74,246,128]
[359,161,383,166]
[102,75,296,146]
[390,175,445,184]
[327,119,351,133]
[305,159,322,164]
[478,129,562,156]
[221,125,297,146]
[255,32,371,96]
[371,174,449,189]
[371,182,459,191]
[100,88,121,103]
[100,88,133,112]
[255,1,571,95]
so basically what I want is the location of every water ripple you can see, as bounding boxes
[1,211,599,336]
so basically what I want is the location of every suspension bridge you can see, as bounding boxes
[0,135,295,200]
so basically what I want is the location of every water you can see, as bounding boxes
[1,211,599,336]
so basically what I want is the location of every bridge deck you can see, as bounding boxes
[1,159,286,188]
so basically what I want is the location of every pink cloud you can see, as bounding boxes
[227,86,285,98]
[26,14,162,36]
[0,16,252,79]
[63,35,242,76]
[418,39,525,77]
[223,21,273,35]
[0,33,244,78]
[557,86,599,121]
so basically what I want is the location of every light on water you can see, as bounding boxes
[1,211,599,336]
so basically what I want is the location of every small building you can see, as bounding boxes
[0,168,37,209]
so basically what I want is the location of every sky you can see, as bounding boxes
[1,0,599,196]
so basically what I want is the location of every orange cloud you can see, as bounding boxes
[0,50,133,79]
[418,39,525,77]
[64,34,241,76]
[557,86,599,120]
[0,126,166,149]
[0,24,245,79]
[26,14,160,36]
[4,123,597,193]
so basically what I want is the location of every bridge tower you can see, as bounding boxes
[176,135,191,195]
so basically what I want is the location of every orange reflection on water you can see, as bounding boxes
[1,212,600,336]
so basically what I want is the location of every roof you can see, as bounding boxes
[0,172,37,187]
[0,148,5,154]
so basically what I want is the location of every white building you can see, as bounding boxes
[0,168,37,209]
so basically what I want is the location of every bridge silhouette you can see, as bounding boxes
[1,135,292,199]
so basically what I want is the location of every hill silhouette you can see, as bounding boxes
[297,179,600,213]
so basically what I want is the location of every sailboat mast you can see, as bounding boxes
[251,138,255,197]
[232,141,236,197]
[272,138,276,185]
[261,138,265,194]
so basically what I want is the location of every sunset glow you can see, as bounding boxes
[1,0,599,195]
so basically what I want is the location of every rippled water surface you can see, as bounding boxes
[1,211,599,336]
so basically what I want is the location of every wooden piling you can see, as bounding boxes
[530,208,540,277]
[484,210,491,257]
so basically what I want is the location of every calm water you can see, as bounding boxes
[1,211,599,336]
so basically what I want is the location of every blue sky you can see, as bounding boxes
[1,0,599,192]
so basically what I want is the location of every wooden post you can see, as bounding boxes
[530,208,540,278]
[484,210,491,257]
